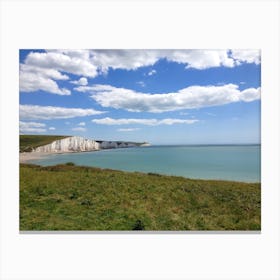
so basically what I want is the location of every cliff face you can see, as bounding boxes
[99,141,137,149]
[33,136,146,153]
[34,136,100,153]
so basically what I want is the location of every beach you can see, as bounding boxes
[19,152,51,163]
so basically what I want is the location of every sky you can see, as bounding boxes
[19,49,261,145]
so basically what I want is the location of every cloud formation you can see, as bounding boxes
[25,50,98,77]
[72,127,86,132]
[90,49,259,71]
[136,81,146,87]
[148,69,156,76]
[20,105,105,120]
[231,50,260,65]
[92,117,198,126]
[117,128,140,132]
[19,49,260,94]
[70,77,88,86]
[76,84,261,113]
[20,64,71,95]
[19,121,46,133]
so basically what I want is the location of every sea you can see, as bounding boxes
[28,145,261,183]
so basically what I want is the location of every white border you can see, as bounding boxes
[1,1,279,279]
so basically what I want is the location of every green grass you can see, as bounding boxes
[20,163,261,231]
[20,135,69,152]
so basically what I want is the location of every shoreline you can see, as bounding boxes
[19,147,137,163]
[20,152,53,163]
[19,150,96,163]
[19,146,260,184]
[19,146,148,163]
[19,160,260,184]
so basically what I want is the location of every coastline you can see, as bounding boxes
[19,147,120,163]
[19,145,148,163]
[19,152,53,163]
[19,144,260,183]
[19,150,90,163]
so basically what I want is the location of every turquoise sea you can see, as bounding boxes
[28,145,261,182]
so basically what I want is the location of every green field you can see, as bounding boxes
[20,163,261,231]
[20,135,69,152]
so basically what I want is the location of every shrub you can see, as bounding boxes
[80,199,92,206]
[147,172,162,177]
[65,162,75,166]
[132,220,145,230]
[69,192,78,200]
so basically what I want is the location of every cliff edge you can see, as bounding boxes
[21,135,149,153]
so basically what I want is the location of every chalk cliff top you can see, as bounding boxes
[20,135,150,153]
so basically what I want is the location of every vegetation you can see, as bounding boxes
[20,163,261,231]
[20,135,69,152]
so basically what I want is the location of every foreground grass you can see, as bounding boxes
[20,163,261,231]
[20,135,69,152]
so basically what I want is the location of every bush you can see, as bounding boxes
[65,162,75,166]
[80,199,92,206]
[132,219,145,230]
[69,192,78,199]
[147,172,162,177]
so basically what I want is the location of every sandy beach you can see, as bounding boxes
[19,150,98,163]
[19,152,52,163]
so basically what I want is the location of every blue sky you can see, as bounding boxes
[19,49,261,145]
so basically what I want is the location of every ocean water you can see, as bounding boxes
[28,145,261,182]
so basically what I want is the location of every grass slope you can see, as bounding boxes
[20,135,69,152]
[20,163,261,231]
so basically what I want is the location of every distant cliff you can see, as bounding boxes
[33,136,149,153]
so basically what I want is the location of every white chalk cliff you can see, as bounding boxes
[33,136,147,153]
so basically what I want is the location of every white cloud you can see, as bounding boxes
[231,50,260,65]
[206,112,216,116]
[90,50,160,72]
[148,69,156,76]
[70,77,88,86]
[20,104,106,120]
[19,121,46,133]
[20,64,69,80]
[92,117,198,126]
[20,49,260,95]
[20,69,71,95]
[26,50,98,77]
[78,122,86,126]
[75,84,115,93]
[239,87,261,102]
[20,50,96,94]
[166,50,235,69]
[117,128,140,132]
[72,127,86,131]
[90,49,259,71]
[77,83,260,113]
[136,81,146,87]
[22,49,261,78]
[49,127,56,130]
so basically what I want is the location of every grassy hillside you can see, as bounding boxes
[20,135,69,152]
[20,163,261,231]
